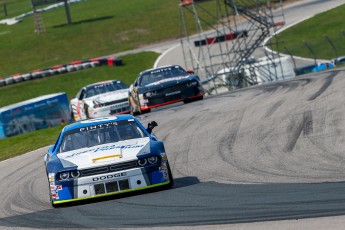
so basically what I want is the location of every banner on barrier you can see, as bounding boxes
[0,92,72,139]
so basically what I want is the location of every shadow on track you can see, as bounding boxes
[2,180,345,229]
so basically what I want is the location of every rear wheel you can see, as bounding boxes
[183,95,203,104]
[141,108,151,114]
[130,103,140,116]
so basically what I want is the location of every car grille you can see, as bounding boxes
[79,160,138,177]
[155,82,190,95]
[94,179,130,195]
[98,98,128,107]
[110,105,130,114]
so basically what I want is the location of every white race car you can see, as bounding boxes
[70,80,130,121]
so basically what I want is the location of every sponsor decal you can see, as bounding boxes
[79,122,118,132]
[110,102,129,110]
[160,164,169,180]
[65,144,145,159]
[48,173,55,182]
[147,76,188,86]
[165,91,181,97]
[92,154,122,163]
[48,172,62,200]
[52,193,59,200]
[92,172,127,181]
[51,185,61,191]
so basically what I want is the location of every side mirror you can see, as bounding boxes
[146,121,158,134]
[186,70,194,74]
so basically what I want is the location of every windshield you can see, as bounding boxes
[58,120,147,153]
[85,81,128,98]
[139,66,188,86]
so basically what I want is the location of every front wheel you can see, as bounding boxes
[84,105,90,119]
[165,161,174,188]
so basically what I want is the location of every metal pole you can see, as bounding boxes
[324,35,338,58]
[2,0,7,17]
[29,0,36,13]
[303,41,317,65]
[284,46,297,70]
[63,0,72,25]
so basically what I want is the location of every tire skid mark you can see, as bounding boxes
[264,99,284,118]
[303,111,313,136]
[284,110,313,152]
[308,71,339,101]
[284,114,304,152]
[218,109,245,163]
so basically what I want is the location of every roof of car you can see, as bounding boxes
[86,80,122,88]
[62,115,136,132]
[139,65,182,75]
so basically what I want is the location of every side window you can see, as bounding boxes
[79,89,85,100]
[134,76,139,87]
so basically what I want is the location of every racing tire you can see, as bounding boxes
[183,96,203,104]
[165,161,174,189]
[70,110,75,122]
[84,104,90,119]
[48,185,58,208]
[130,103,140,116]
[141,108,151,114]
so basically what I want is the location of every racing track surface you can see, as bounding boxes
[2,69,345,229]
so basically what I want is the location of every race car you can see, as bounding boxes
[70,80,130,121]
[128,65,205,114]
[44,115,173,207]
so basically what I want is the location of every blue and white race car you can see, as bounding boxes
[44,115,173,207]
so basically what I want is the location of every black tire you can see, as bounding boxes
[183,98,191,104]
[130,103,140,116]
[70,110,75,122]
[84,104,90,119]
[141,108,151,114]
[165,161,174,188]
[48,184,58,208]
[183,95,203,104]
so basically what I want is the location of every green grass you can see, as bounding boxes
[0,0,216,77]
[0,124,62,161]
[272,4,345,59]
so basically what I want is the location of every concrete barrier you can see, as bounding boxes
[0,57,122,88]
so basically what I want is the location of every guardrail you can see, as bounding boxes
[0,57,122,88]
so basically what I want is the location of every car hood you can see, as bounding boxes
[84,89,128,104]
[141,75,193,91]
[57,137,150,169]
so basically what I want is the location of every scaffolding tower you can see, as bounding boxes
[179,0,287,93]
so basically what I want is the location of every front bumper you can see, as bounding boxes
[140,84,204,111]
[50,163,170,205]
[90,101,130,118]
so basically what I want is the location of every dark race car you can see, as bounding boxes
[128,65,205,114]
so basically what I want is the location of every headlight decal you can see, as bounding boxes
[57,170,81,181]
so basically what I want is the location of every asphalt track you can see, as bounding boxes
[2,69,345,229]
[2,1,345,229]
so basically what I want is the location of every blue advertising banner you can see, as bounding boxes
[0,92,72,139]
